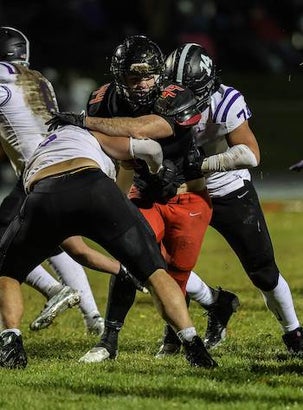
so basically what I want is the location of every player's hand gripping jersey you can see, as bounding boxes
[0,62,58,176]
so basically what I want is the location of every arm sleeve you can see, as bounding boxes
[201,144,258,172]
[129,137,163,174]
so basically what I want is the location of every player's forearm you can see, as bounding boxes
[201,144,259,172]
[61,236,120,274]
[92,132,132,160]
[86,114,172,139]
[92,130,163,173]
[86,116,134,136]
[76,250,120,274]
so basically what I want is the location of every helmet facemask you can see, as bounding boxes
[187,74,216,112]
[111,35,164,112]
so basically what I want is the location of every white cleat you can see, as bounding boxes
[79,346,112,363]
[30,286,81,331]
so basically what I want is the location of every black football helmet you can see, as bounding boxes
[0,26,30,66]
[164,43,219,111]
[110,35,164,111]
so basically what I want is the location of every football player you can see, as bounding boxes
[0,118,217,369]
[162,43,303,356]
[47,35,238,363]
[0,27,104,335]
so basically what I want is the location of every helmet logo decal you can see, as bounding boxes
[129,63,150,74]
[162,84,184,98]
[89,84,110,104]
[199,55,213,76]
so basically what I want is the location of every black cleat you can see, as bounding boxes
[204,287,240,350]
[0,331,27,369]
[282,327,303,356]
[183,335,218,368]
[156,343,181,358]
[155,324,181,358]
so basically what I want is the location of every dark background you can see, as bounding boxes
[1,0,303,191]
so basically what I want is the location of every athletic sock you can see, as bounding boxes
[261,273,300,333]
[177,327,197,343]
[186,271,216,306]
[25,265,62,298]
[1,328,21,336]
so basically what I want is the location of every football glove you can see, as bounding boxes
[289,159,303,172]
[156,159,181,200]
[46,111,86,132]
[134,159,181,204]
[118,264,148,294]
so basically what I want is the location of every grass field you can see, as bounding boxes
[1,201,303,410]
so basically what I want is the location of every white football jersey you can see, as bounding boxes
[23,125,117,191]
[195,84,252,197]
[0,62,58,176]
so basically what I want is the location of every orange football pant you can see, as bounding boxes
[138,189,212,294]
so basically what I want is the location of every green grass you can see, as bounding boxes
[2,201,303,409]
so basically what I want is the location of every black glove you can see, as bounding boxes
[118,264,148,294]
[188,146,204,170]
[156,159,181,200]
[134,159,181,204]
[289,159,303,172]
[158,159,178,184]
[185,138,205,179]
[46,111,86,132]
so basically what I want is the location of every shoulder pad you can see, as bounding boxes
[0,62,19,81]
[154,83,201,126]
[86,83,111,116]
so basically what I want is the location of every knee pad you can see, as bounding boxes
[248,261,279,291]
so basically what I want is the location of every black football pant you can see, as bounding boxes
[210,179,279,291]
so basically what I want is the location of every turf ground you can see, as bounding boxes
[1,200,303,409]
